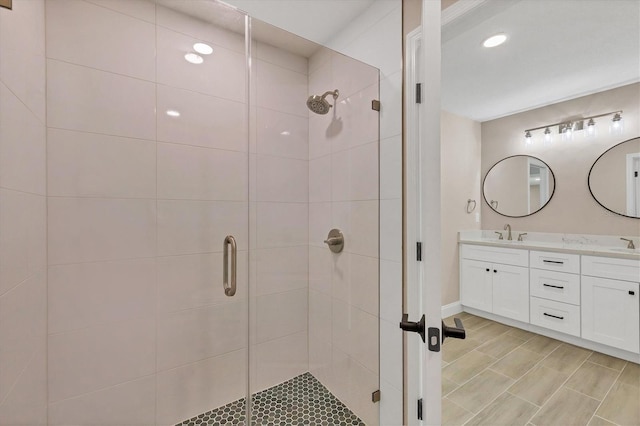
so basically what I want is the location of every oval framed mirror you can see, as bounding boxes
[483,155,556,217]
[588,136,640,219]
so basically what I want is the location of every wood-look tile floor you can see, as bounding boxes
[442,313,640,426]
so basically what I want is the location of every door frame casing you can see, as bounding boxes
[404,1,442,424]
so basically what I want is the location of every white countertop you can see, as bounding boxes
[459,230,640,261]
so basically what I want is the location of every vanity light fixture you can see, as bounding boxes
[184,53,204,64]
[523,110,623,145]
[193,43,213,55]
[586,118,596,138]
[561,122,573,141]
[483,33,507,48]
[610,112,624,135]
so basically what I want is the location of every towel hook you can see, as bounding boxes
[466,199,476,214]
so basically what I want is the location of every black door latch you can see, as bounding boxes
[442,317,466,342]
[400,314,466,347]
[399,313,425,342]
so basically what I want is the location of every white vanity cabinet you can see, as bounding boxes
[529,251,581,337]
[459,237,640,361]
[460,245,529,322]
[581,256,640,353]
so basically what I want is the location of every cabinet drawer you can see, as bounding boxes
[461,244,528,267]
[582,256,640,283]
[530,251,580,274]
[530,297,581,337]
[530,269,580,305]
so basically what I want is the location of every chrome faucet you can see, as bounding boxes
[504,224,512,241]
[621,238,636,249]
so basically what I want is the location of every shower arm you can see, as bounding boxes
[321,90,339,100]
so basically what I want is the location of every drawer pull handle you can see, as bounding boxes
[543,283,565,289]
[543,260,564,265]
[630,291,636,295]
[543,313,564,320]
[486,268,490,272]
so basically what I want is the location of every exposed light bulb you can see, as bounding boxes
[193,43,213,55]
[610,113,623,135]
[524,130,532,145]
[543,127,552,144]
[280,131,291,136]
[184,53,204,64]
[166,110,181,117]
[586,118,596,138]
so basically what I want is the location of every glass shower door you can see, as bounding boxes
[153,1,251,424]
[248,18,381,426]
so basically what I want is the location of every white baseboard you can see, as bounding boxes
[441,301,463,318]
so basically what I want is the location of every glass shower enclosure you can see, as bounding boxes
[24,0,381,424]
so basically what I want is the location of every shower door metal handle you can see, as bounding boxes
[223,235,237,297]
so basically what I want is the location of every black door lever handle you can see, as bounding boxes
[442,317,466,342]
[399,313,425,343]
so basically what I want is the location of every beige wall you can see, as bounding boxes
[482,83,640,236]
[590,137,640,215]
[441,111,482,306]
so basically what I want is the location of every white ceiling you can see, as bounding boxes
[222,0,377,46]
[442,0,640,122]
[161,0,639,123]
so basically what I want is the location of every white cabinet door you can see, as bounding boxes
[582,276,640,353]
[493,264,530,322]
[461,259,493,312]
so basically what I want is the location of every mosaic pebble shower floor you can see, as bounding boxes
[176,372,366,426]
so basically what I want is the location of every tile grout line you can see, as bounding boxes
[457,341,544,425]
[584,362,627,426]
[524,347,595,426]
[447,320,586,426]
[444,330,532,423]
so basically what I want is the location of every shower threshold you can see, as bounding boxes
[176,372,365,426]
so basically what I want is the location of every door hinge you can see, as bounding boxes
[417,242,422,261]
[416,83,422,104]
[372,99,381,111]
[417,398,423,420]
[371,389,380,403]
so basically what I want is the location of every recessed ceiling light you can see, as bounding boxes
[184,53,204,64]
[483,33,507,48]
[193,42,213,55]
[166,110,181,117]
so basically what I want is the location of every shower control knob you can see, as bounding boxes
[324,229,344,253]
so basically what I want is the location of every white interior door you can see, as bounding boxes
[404,1,442,425]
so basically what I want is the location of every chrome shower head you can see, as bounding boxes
[306,89,339,115]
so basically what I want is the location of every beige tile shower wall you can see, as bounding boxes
[441,111,482,306]
[251,40,310,394]
[323,2,403,425]
[0,1,48,425]
[482,83,640,236]
[307,46,382,426]
[45,2,253,425]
